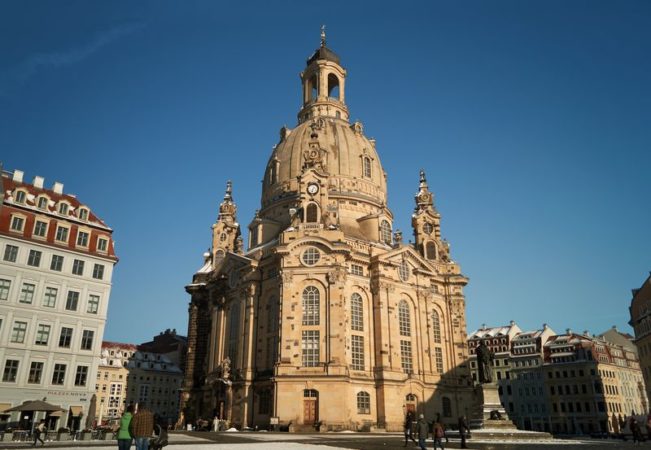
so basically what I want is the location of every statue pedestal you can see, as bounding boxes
[477,383,509,424]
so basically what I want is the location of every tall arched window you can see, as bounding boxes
[302,286,320,325]
[305,203,319,223]
[426,241,437,260]
[327,73,340,100]
[357,391,370,414]
[363,157,371,178]
[228,301,241,363]
[399,300,411,336]
[380,220,392,245]
[267,296,278,333]
[351,293,363,331]
[432,311,441,343]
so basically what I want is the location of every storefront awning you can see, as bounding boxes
[0,403,11,415]
[70,406,83,416]
[48,411,63,417]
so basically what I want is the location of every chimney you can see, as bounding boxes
[509,320,515,326]
[566,328,572,335]
[33,176,44,189]
[612,325,617,330]
[13,170,24,183]
[583,330,590,336]
[543,323,548,330]
[53,182,63,194]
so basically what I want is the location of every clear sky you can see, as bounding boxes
[1,1,650,343]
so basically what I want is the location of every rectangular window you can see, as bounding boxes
[350,264,363,276]
[43,287,58,307]
[55,226,69,242]
[65,291,79,311]
[50,254,64,271]
[400,340,413,374]
[28,361,44,384]
[10,216,25,232]
[92,264,105,280]
[81,330,94,350]
[97,238,108,252]
[11,321,28,343]
[87,295,100,314]
[3,245,18,262]
[27,250,42,267]
[33,220,48,237]
[76,231,89,247]
[301,330,320,367]
[434,347,444,373]
[59,327,73,348]
[351,335,364,370]
[35,324,51,345]
[19,283,35,304]
[2,360,19,382]
[52,363,66,385]
[72,259,85,276]
[0,279,11,300]
[74,366,88,386]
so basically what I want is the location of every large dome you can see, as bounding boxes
[261,118,387,210]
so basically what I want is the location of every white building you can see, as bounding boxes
[0,167,118,431]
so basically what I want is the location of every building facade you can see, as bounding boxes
[95,342,135,425]
[0,168,118,430]
[181,37,473,431]
[629,273,651,404]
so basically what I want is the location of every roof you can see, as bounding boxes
[2,171,111,230]
[102,341,138,350]
[307,45,340,65]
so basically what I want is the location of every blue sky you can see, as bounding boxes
[1,1,649,343]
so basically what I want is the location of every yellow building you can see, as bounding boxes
[181,34,473,431]
[629,273,651,404]
[95,342,135,425]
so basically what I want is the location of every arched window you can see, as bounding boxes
[302,247,320,266]
[327,73,340,100]
[78,208,89,221]
[426,242,437,260]
[305,203,319,223]
[399,300,411,336]
[398,260,410,281]
[308,75,318,102]
[432,311,441,343]
[363,157,372,178]
[380,220,392,245]
[58,202,69,215]
[351,293,363,331]
[302,286,320,325]
[37,196,48,210]
[267,296,278,333]
[357,391,370,414]
[228,301,241,363]
[442,397,452,417]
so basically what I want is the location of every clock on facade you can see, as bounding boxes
[307,183,319,195]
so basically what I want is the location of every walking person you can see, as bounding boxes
[457,416,469,449]
[432,419,445,450]
[416,414,429,450]
[117,404,134,450]
[32,420,46,446]
[403,410,417,446]
[630,416,643,445]
[129,403,154,450]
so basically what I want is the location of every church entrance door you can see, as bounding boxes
[303,389,318,424]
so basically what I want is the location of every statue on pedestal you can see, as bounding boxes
[475,342,494,384]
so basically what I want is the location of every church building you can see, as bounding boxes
[181,33,474,431]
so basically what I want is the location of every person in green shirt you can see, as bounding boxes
[117,404,135,450]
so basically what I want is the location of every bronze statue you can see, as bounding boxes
[476,341,494,384]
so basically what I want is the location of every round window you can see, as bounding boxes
[302,247,321,266]
[398,260,410,281]
[220,233,227,242]
[423,223,433,234]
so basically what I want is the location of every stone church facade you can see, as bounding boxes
[181,36,474,431]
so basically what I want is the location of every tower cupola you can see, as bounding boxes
[298,26,349,123]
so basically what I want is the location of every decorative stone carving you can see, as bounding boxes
[327,266,347,285]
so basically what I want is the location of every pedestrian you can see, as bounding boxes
[117,404,134,450]
[212,416,219,432]
[432,419,445,450]
[457,415,469,449]
[129,403,154,450]
[416,414,429,450]
[403,410,417,446]
[646,413,651,441]
[630,417,643,445]
[32,420,46,446]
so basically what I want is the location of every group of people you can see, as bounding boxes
[404,411,471,450]
[116,403,168,450]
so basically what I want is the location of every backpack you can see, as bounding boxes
[435,424,444,438]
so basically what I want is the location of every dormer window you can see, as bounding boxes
[14,190,26,204]
[58,202,69,215]
[78,208,89,221]
[37,196,49,210]
[363,157,371,178]
[97,237,108,252]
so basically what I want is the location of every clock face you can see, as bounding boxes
[307,183,319,195]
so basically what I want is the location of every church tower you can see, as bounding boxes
[182,31,473,432]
